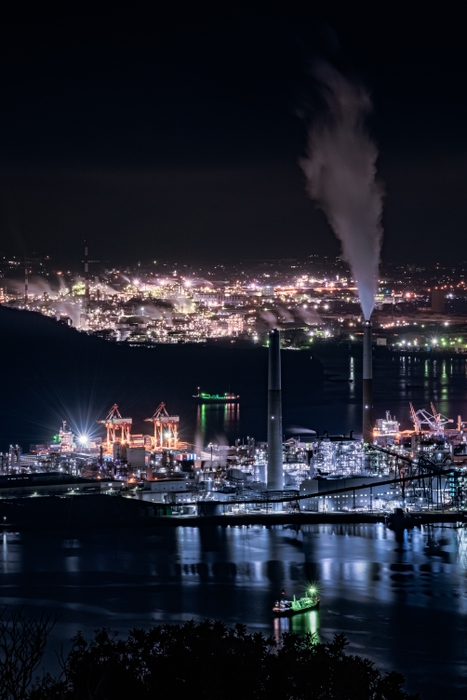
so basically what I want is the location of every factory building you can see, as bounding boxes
[312,437,365,476]
[300,476,402,512]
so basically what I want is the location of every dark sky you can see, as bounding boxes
[1,1,467,266]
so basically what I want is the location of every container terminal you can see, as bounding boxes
[2,328,467,527]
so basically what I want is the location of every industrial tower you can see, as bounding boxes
[97,404,132,452]
[267,328,284,490]
[362,320,374,444]
[145,402,179,450]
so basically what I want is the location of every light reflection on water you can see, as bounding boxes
[1,523,467,698]
[274,609,320,643]
[189,355,467,444]
[196,402,240,445]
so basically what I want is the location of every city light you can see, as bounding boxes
[1,255,466,351]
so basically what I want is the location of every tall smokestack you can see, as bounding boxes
[84,239,90,307]
[362,320,373,444]
[24,265,29,305]
[267,329,284,490]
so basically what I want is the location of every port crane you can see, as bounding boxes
[97,404,132,451]
[145,402,179,450]
[409,402,453,434]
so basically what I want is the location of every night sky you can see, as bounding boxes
[1,1,466,266]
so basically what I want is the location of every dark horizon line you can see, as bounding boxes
[1,251,467,271]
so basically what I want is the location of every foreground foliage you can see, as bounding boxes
[27,620,419,700]
[0,608,56,700]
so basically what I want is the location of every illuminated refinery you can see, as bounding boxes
[2,249,467,517]
[2,251,467,350]
[2,326,467,517]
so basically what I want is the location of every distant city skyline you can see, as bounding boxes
[2,253,467,349]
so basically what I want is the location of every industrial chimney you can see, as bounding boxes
[267,329,284,490]
[362,320,374,444]
[24,264,29,305]
[84,239,90,307]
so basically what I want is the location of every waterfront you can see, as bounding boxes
[1,522,467,699]
[3,346,467,697]
[3,306,467,451]
[192,352,467,445]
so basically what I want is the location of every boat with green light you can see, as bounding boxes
[273,587,320,616]
[193,389,240,402]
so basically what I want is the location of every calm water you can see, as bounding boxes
[3,353,467,697]
[1,523,467,699]
[191,353,467,445]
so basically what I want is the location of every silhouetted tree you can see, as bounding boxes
[28,620,419,700]
[0,607,56,700]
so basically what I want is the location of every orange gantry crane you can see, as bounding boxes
[97,404,132,452]
[145,402,179,450]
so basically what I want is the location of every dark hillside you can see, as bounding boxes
[0,307,322,449]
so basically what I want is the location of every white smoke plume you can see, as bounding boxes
[300,61,384,321]
[260,310,278,327]
[91,281,120,297]
[276,306,294,323]
[5,275,59,298]
[296,305,321,326]
[185,277,214,288]
[55,301,81,327]
[137,305,163,321]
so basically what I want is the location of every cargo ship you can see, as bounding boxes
[272,587,320,616]
[193,388,240,402]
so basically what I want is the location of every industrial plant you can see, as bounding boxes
[1,326,467,521]
[2,250,467,350]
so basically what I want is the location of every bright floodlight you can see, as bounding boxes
[78,434,89,446]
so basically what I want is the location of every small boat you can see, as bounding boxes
[273,587,320,615]
[193,388,240,402]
